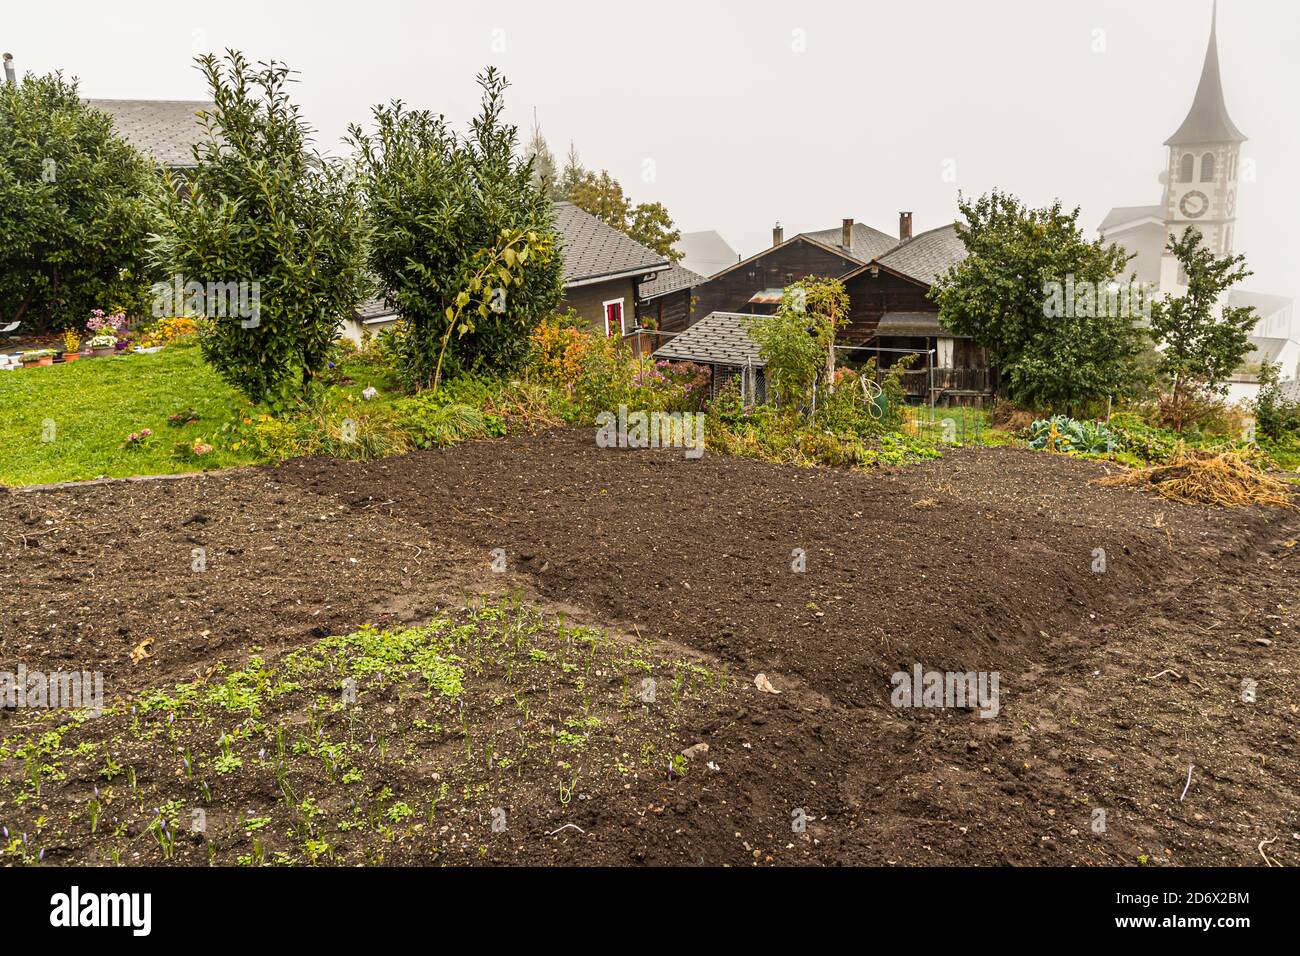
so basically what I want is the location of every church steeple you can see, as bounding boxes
[1165,1,1247,146]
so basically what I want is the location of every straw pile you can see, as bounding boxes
[1097,448,1295,509]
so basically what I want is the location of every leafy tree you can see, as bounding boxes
[628,201,682,263]
[567,170,631,229]
[1147,227,1255,430]
[152,52,368,406]
[749,277,848,408]
[560,154,682,263]
[0,71,159,332]
[349,67,563,391]
[934,190,1147,412]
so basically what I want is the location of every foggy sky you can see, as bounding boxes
[7,0,1297,303]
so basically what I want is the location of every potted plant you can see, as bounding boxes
[62,329,83,363]
[21,349,55,368]
[87,334,117,358]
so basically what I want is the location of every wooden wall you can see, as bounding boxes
[689,238,859,325]
[840,268,939,346]
[635,288,693,334]
[558,277,639,334]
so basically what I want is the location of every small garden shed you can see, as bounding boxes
[652,311,766,403]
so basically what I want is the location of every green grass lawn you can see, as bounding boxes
[0,342,263,486]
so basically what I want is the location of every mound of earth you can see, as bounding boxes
[1,429,1295,865]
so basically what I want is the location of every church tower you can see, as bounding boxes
[1159,0,1247,293]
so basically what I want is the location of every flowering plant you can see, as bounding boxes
[86,309,128,336]
[123,428,154,449]
[632,360,712,409]
[87,334,117,349]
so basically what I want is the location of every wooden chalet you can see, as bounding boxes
[839,219,992,404]
[689,218,896,321]
[658,213,993,406]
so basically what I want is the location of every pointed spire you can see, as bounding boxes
[1166,0,1246,145]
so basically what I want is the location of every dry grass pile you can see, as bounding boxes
[1097,448,1295,508]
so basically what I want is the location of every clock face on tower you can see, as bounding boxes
[1179,189,1209,219]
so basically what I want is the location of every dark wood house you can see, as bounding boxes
[838,222,991,403]
[689,218,897,322]
[656,213,993,406]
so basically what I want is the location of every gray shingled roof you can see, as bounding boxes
[84,99,214,169]
[1165,12,1246,146]
[355,297,397,322]
[638,261,704,300]
[554,202,668,285]
[652,311,765,368]
[801,222,899,264]
[873,223,967,286]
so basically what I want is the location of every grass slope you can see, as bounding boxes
[0,343,261,487]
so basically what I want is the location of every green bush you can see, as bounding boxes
[348,69,563,390]
[153,53,368,407]
[1,72,159,332]
[1254,362,1300,442]
[392,393,502,448]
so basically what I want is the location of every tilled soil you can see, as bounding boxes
[2,428,1297,866]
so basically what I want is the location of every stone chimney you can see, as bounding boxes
[772,222,784,246]
[899,211,913,242]
[3,54,15,87]
[841,218,854,251]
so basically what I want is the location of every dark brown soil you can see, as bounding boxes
[2,429,1296,866]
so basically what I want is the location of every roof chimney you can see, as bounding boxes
[772,221,783,247]
[899,211,913,241]
[841,218,854,251]
[3,54,15,86]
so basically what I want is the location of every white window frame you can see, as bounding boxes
[602,297,628,336]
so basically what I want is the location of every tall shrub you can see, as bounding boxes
[152,52,368,406]
[348,68,562,391]
[748,277,848,408]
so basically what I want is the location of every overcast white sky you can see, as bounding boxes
[7,0,1298,302]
